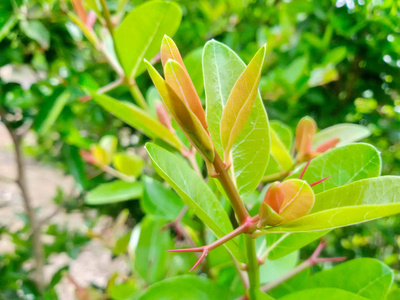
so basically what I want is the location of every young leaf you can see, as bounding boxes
[91,92,182,150]
[114,1,181,78]
[203,40,270,198]
[220,44,266,163]
[288,143,381,194]
[164,59,207,129]
[113,153,144,178]
[85,180,142,205]
[312,123,370,150]
[264,176,400,232]
[145,143,245,262]
[145,61,214,162]
[270,120,293,151]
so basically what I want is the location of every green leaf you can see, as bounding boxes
[113,232,131,255]
[220,45,266,161]
[203,40,270,198]
[265,176,400,232]
[114,1,181,78]
[34,88,70,135]
[277,288,368,300]
[85,180,143,205]
[63,145,86,191]
[270,121,293,150]
[269,128,294,173]
[298,258,393,300]
[20,20,50,49]
[113,153,144,177]
[265,231,329,260]
[145,143,245,262]
[141,175,184,220]
[139,275,235,300]
[98,135,118,165]
[134,216,173,284]
[91,92,181,150]
[289,143,381,194]
[312,124,370,150]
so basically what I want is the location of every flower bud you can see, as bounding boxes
[295,116,317,162]
[155,101,173,132]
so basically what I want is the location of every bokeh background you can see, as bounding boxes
[0,0,399,298]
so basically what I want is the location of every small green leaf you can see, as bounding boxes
[313,124,370,150]
[114,1,181,78]
[289,143,381,194]
[91,92,182,150]
[85,180,142,205]
[145,143,245,262]
[220,45,266,162]
[113,153,144,177]
[20,20,50,49]
[138,275,234,300]
[203,40,270,198]
[270,121,293,150]
[141,176,184,220]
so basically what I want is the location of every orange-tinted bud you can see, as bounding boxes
[295,116,317,162]
[315,137,340,154]
[71,0,87,23]
[263,182,285,214]
[80,149,96,165]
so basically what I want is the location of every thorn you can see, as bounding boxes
[189,249,209,272]
[310,176,330,187]
[299,159,312,179]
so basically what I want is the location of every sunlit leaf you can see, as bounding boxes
[203,40,270,197]
[115,1,181,78]
[220,45,266,162]
[85,180,142,205]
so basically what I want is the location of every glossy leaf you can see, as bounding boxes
[114,1,181,78]
[313,123,370,150]
[134,216,173,284]
[113,153,144,177]
[264,176,400,232]
[299,258,393,300]
[277,288,368,300]
[91,92,182,150]
[220,45,266,161]
[141,176,184,220]
[145,61,214,161]
[203,40,270,197]
[85,180,142,205]
[145,143,245,261]
[289,143,381,194]
[139,275,234,300]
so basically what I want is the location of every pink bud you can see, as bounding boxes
[156,102,173,131]
[85,10,97,30]
[79,149,96,165]
[315,137,340,153]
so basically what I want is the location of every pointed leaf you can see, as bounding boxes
[220,45,266,160]
[145,61,214,161]
[203,40,270,197]
[114,1,181,78]
[145,143,245,262]
[164,59,207,129]
[85,180,142,205]
[313,123,370,150]
[91,92,182,150]
[289,143,381,194]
